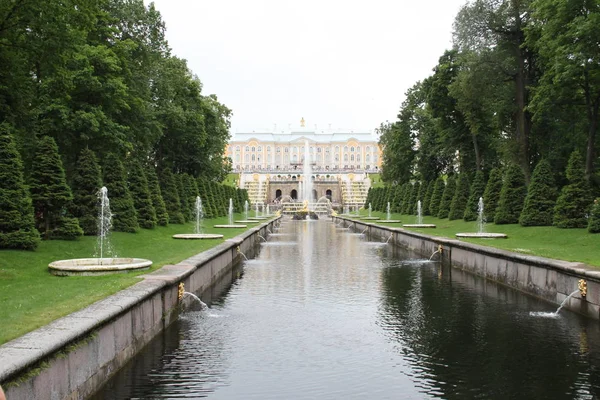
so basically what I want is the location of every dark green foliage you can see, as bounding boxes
[71,148,103,235]
[464,171,486,221]
[236,188,248,214]
[520,159,557,226]
[429,177,445,217]
[160,169,184,224]
[408,182,421,214]
[183,174,199,219]
[127,159,157,229]
[438,176,456,219]
[390,185,403,213]
[29,135,79,239]
[51,217,84,240]
[0,124,40,250]
[401,183,413,214]
[554,151,593,228]
[449,174,470,220]
[588,199,600,233]
[422,180,435,216]
[147,167,169,226]
[197,179,214,219]
[175,174,190,223]
[483,168,503,222]
[494,164,527,225]
[103,154,138,233]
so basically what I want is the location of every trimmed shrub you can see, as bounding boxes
[429,177,445,217]
[554,151,593,228]
[438,175,456,219]
[197,178,214,219]
[147,166,169,226]
[51,216,84,240]
[390,184,402,213]
[464,171,486,221]
[401,183,413,214]
[494,164,527,225]
[449,174,470,220]
[71,148,103,235]
[422,180,435,216]
[520,159,557,226]
[483,168,503,222]
[184,174,200,218]
[408,181,421,215]
[29,135,80,239]
[0,123,40,250]
[103,153,138,232]
[175,174,190,223]
[160,168,184,224]
[126,158,157,229]
[588,199,600,233]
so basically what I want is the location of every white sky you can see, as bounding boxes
[145,0,466,134]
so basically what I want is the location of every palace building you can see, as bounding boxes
[226,119,381,209]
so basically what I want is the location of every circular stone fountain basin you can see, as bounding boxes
[213,224,247,228]
[360,217,381,220]
[379,220,402,223]
[172,234,224,240]
[235,220,260,223]
[48,258,152,276]
[403,224,437,228]
[248,217,269,220]
[456,232,507,239]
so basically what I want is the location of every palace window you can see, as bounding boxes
[267,146,271,152]
[344,146,348,152]
[257,146,262,152]
[344,154,348,161]
[252,146,256,152]
[236,146,240,151]
[366,146,371,152]
[366,154,370,162]
[350,146,355,152]
[236,154,240,162]
[317,147,322,152]
[252,154,255,161]
[293,146,298,153]
[350,155,354,161]
[277,147,281,153]
[285,148,289,152]
[245,154,249,162]
[245,146,250,152]
[357,154,361,162]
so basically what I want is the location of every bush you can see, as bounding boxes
[429,177,445,217]
[147,166,169,226]
[160,168,184,224]
[127,158,157,229]
[494,164,527,225]
[438,175,456,219]
[408,181,421,215]
[175,174,190,223]
[554,151,593,228]
[29,135,79,239]
[71,148,103,235]
[103,153,138,233]
[422,180,435,216]
[51,216,84,240]
[483,168,503,222]
[520,159,557,226]
[401,183,413,214]
[0,123,40,250]
[464,171,486,221]
[588,199,600,233]
[449,174,470,220]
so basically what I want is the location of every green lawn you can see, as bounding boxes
[0,214,256,345]
[223,173,239,187]
[350,210,600,267]
[368,173,383,188]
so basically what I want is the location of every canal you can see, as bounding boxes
[91,219,600,399]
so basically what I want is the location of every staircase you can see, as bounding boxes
[244,180,268,205]
[340,180,369,209]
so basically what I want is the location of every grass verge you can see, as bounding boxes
[0,214,257,345]
[348,211,600,267]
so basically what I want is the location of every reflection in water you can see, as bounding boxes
[91,220,600,399]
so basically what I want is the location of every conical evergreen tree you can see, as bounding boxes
[147,166,169,226]
[449,174,470,220]
[588,199,600,233]
[401,183,413,214]
[175,174,190,223]
[103,153,138,233]
[126,158,157,229]
[390,184,403,213]
[71,148,103,235]
[422,180,434,216]
[183,174,199,220]
[197,178,214,219]
[494,164,527,225]
[0,123,40,250]
[408,181,421,215]
[520,159,557,226]
[464,171,486,221]
[429,177,445,217]
[160,168,184,224]
[483,168,503,222]
[438,175,456,219]
[554,151,593,228]
[29,135,81,239]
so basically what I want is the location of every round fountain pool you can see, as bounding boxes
[403,224,437,228]
[456,232,507,239]
[235,220,260,224]
[172,234,224,240]
[48,258,152,276]
[379,219,402,223]
[213,224,247,228]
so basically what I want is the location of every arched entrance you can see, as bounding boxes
[326,189,332,201]
[291,189,298,200]
[275,189,282,199]
[312,189,317,201]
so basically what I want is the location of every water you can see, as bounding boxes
[228,198,234,225]
[92,221,600,399]
[556,290,579,314]
[303,140,313,202]
[387,202,391,220]
[255,201,260,217]
[183,291,208,309]
[244,200,249,220]
[369,202,372,217]
[416,200,423,225]
[477,197,486,234]
[93,186,114,259]
[194,196,204,234]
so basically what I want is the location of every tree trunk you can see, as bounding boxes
[472,133,482,171]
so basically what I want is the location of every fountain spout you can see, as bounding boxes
[258,234,267,242]
[236,246,249,261]
[429,244,443,261]
[555,290,579,314]
[385,234,393,244]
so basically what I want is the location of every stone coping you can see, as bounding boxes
[172,234,224,240]
[0,218,280,384]
[334,216,600,281]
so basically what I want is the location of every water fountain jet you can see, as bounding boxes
[456,198,507,238]
[380,201,402,223]
[174,196,224,239]
[403,200,436,228]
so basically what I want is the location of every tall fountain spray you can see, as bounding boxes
[369,203,372,218]
[255,201,259,217]
[302,140,313,203]
[456,197,506,238]
[416,200,423,225]
[228,198,234,225]
[387,202,391,221]
[244,200,249,220]
[95,186,114,260]
[346,177,352,207]
[477,197,486,234]
[194,196,204,234]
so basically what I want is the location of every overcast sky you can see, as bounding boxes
[145,0,467,134]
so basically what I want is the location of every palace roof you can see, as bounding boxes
[231,129,378,144]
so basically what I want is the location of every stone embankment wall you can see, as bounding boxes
[335,217,600,320]
[0,219,278,400]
